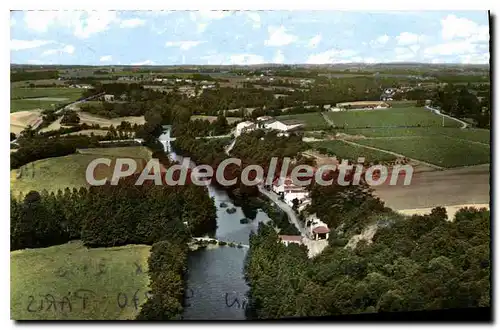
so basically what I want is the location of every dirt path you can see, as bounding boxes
[339,138,445,170]
[425,106,469,129]
[321,112,335,127]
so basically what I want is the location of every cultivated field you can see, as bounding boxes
[11,88,85,100]
[11,79,67,88]
[11,241,151,320]
[77,111,145,128]
[336,127,490,144]
[325,107,462,128]
[354,136,490,168]
[275,112,329,130]
[11,147,152,197]
[11,88,85,113]
[310,140,398,163]
[10,110,43,135]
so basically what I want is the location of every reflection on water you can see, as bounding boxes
[164,135,271,320]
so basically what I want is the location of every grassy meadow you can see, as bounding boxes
[10,88,85,113]
[11,146,152,198]
[11,241,151,320]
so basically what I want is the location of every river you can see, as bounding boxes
[160,128,272,320]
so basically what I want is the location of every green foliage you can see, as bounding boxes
[11,70,59,82]
[136,240,188,320]
[60,110,80,125]
[245,206,490,318]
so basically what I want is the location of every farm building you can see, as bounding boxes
[272,176,310,208]
[278,235,303,247]
[336,101,390,110]
[305,215,330,241]
[235,121,256,137]
[263,119,304,132]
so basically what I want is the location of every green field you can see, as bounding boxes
[10,88,85,113]
[354,136,490,168]
[11,79,67,88]
[386,100,418,108]
[311,140,397,163]
[336,127,491,144]
[11,88,85,100]
[11,147,152,197]
[276,112,329,130]
[11,241,151,320]
[326,107,462,128]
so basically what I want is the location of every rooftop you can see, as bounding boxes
[312,226,330,234]
[279,235,303,242]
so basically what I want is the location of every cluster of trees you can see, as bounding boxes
[11,173,217,250]
[171,113,231,137]
[11,70,59,82]
[136,240,188,320]
[10,135,101,169]
[172,135,229,168]
[231,130,308,171]
[60,110,80,125]
[11,170,217,319]
[430,84,490,128]
[245,200,490,319]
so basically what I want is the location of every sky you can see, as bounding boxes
[10,10,490,65]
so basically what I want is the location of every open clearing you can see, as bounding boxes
[310,140,397,163]
[275,112,329,130]
[11,79,67,88]
[10,110,43,135]
[374,164,490,210]
[325,107,462,128]
[354,136,490,168]
[11,240,151,320]
[62,129,110,137]
[11,88,85,100]
[78,111,145,128]
[11,147,151,198]
[11,88,85,113]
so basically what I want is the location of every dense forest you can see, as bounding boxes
[430,84,491,128]
[245,204,490,319]
[11,169,217,320]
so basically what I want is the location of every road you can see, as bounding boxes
[258,185,306,236]
[321,112,335,127]
[425,105,469,129]
[373,164,490,210]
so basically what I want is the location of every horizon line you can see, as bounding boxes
[11,62,490,67]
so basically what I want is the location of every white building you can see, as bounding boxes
[272,176,310,207]
[103,94,115,102]
[263,119,304,132]
[278,235,303,247]
[235,121,256,137]
[305,215,330,240]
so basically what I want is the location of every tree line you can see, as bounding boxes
[244,196,490,319]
